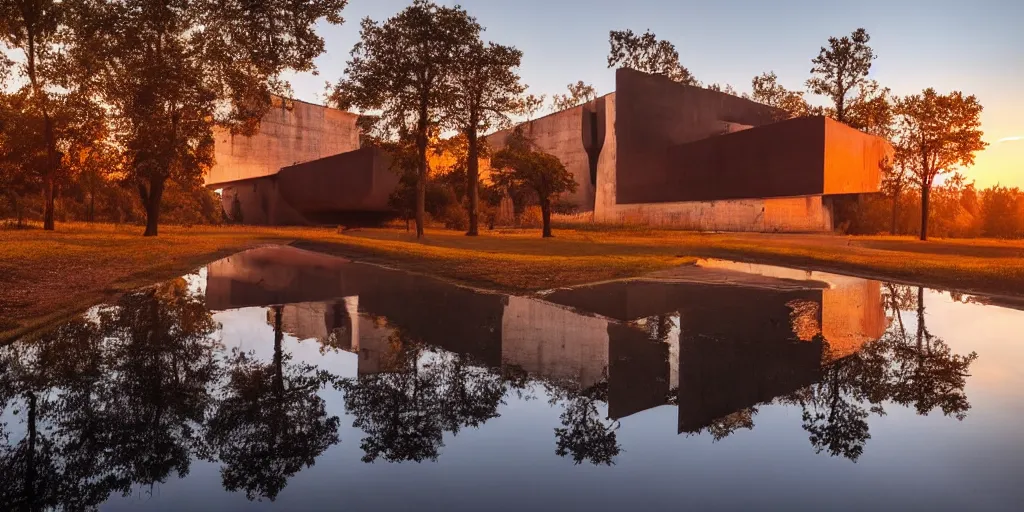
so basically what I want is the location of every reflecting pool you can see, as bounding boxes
[1,246,1021,511]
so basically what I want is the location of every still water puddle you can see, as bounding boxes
[1,245,1022,511]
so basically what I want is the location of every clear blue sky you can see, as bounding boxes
[284,0,1023,187]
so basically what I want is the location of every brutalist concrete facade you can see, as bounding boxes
[207,98,396,225]
[208,70,890,232]
[488,68,892,232]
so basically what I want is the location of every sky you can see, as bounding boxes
[282,0,1023,188]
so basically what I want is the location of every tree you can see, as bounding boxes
[879,147,914,235]
[844,80,894,138]
[553,383,621,466]
[521,93,547,121]
[331,0,481,238]
[607,29,697,85]
[551,81,597,112]
[706,82,742,97]
[751,71,813,119]
[490,128,577,238]
[0,0,64,230]
[71,142,121,222]
[0,89,44,227]
[896,89,987,240]
[207,306,340,501]
[71,0,348,236]
[446,39,525,236]
[980,186,1024,238]
[806,28,875,124]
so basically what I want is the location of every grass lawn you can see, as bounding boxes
[3,221,1024,343]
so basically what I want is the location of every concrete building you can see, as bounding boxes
[206,97,397,225]
[205,69,889,232]
[486,68,892,232]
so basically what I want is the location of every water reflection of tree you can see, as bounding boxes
[98,279,221,488]
[551,382,621,466]
[337,331,506,463]
[206,306,340,502]
[789,285,977,461]
[0,279,220,510]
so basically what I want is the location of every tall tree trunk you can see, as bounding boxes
[916,286,925,348]
[415,104,428,239]
[88,190,96,222]
[26,27,58,231]
[42,112,57,231]
[890,195,899,235]
[9,192,22,229]
[540,197,552,238]
[142,175,165,237]
[919,179,931,241]
[25,392,37,507]
[273,306,284,398]
[465,126,480,236]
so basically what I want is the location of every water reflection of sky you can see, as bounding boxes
[2,246,1022,511]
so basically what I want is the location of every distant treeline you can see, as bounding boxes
[840,176,1024,239]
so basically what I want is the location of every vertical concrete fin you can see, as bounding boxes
[581,97,607,186]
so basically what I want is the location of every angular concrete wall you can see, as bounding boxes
[208,97,361,186]
[276,147,397,214]
[219,176,310,226]
[660,116,827,202]
[594,94,832,232]
[219,147,396,225]
[485,98,605,211]
[823,118,891,195]
[613,68,783,204]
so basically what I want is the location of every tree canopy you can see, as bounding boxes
[751,71,813,119]
[895,88,987,240]
[445,39,525,235]
[806,28,875,124]
[491,129,577,238]
[331,0,482,238]
[607,29,697,85]
[551,81,598,112]
[69,0,349,236]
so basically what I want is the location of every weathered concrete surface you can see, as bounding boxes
[485,97,605,211]
[823,117,892,195]
[218,147,396,225]
[219,176,309,226]
[208,97,360,186]
[634,116,892,204]
[594,94,832,231]
[661,116,827,202]
[277,147,397,215]
[613,68,783,204]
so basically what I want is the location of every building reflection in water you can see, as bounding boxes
[205,246,974,465]
[0,245,980,508]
